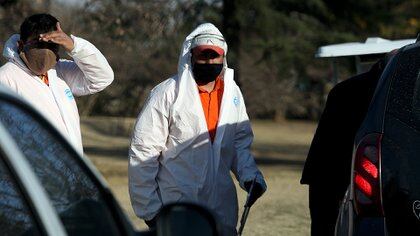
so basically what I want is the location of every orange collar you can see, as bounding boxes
[39,73,49,86]
[198,76,224,93]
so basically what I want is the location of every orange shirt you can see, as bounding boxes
[40,73,49,86]
[198,77,224,142]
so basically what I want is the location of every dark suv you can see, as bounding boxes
[336,41,420,235]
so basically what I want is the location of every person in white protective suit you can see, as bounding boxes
[0,14,114,154]
[128,23,267,235]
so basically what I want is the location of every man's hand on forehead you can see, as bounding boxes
[39,22,74,52]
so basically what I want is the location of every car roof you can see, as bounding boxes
[316,37,416,58]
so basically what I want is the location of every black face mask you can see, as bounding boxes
[192,63,223,84]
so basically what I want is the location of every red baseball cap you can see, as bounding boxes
[192,45,224,56]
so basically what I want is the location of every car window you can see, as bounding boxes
[382,46,420,131]
[412,51,420,129]
[0,100,120,236]
[0,154,41,236]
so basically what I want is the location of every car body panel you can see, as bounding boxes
[380,41,420,235]
[336,41,420,235]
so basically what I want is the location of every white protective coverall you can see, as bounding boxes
[0,34,114,154]
[128,23,266,234]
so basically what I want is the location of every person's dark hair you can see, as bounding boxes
[20,14,58,42]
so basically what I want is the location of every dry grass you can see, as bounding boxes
[81,118,316,236]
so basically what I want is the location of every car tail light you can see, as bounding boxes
[353,133,384,217]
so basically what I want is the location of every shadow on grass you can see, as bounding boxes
[255,158,305,167]
[84,146,128,157]
[253,143,308,156]
[84,143,309,168]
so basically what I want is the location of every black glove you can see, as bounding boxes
[144,214,158,229]
[244,180,264,207]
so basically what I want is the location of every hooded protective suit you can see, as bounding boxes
[0,34,114,154]
[128,23,266,234]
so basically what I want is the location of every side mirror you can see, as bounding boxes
[156,203,220,236]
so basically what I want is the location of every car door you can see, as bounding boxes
[0,86,137,236]
[0,120,65,235]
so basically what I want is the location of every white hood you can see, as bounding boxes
[174,23,233,111]
[177,23,228,77]
[2,34,31,73]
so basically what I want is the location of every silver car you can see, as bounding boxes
[0,86,219,236]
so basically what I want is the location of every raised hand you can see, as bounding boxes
[39,22,74,52]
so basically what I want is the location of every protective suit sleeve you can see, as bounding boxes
[56,35,114,97]
[231,90,267,193]
[128,87,169,220]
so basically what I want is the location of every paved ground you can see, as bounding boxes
[81,117,316,235]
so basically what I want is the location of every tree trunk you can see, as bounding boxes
[222,0,241,86]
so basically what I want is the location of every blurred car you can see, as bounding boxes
[0,85,219,236]
[335,40,420,235]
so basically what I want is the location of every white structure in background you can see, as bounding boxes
[316,37,416,83]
